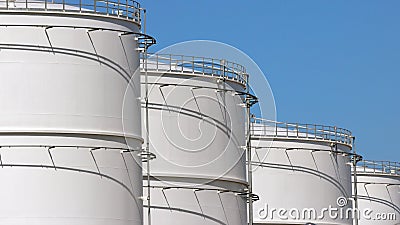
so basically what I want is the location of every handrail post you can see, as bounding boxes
[223,59,226,79]
[220,59,223,78]
[362,161,365,173]
[286,123,288,138]
[202,57,205,75]
[180,55,183,73]
[397,162,399,175]
[156,54,159,71]
[62,0,65,11]
[106,0,109,15]
[263,120,266,136]
[381,161,384,173]
[6,0,9,9]
[314,125,317,139]
[305,124,308,138]
[169,54,172,71]
[192,56,194,74]
[125,0,128,19]
[334,126,337,142]
[373,163,376,173]
[117,0,120,17]
[328,126,331,140]
[212,58,215,76]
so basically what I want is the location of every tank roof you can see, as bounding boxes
[140,53,248,86]
[357,160,400,176]
[251,117,353,147]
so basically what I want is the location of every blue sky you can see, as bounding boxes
[142,1,399,161]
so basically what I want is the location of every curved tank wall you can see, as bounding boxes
[141,54,248,225]
[355,161,400,225]
[0,4,144,224]
[251,119,354,225]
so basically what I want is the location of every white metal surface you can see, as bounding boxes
[355,161,400,225]
[141,53,248,225]
[251,119,353,225]
[0,7,143,224]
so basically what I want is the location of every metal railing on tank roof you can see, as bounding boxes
[358,160,400,176]
[251,117,353,146]
[140,53,248,86]
[0,0,142,23]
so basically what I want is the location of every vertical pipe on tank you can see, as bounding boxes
[246,76,253,225]
[353,137,359,225]
[142,9,152,225]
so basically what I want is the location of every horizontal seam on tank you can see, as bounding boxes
[144,174,248,186]
[0,130,143,141]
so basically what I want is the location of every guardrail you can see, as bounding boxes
[140,53,248,86]
[0,0,142,23]
[358,160,400,176]
[251,117,353,146]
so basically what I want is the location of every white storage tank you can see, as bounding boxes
[251,118,354,225]
[141,53,249,225]
[0,1,148,224]
[355,160,400,225]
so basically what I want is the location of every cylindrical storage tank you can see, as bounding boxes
[141,54,248,225]
[355,160,400,225]
[0,2,145,224]
[251,118,354,225]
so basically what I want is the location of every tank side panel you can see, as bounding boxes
[0,13,142,225]
[143,180,247,225]
[0,138,143,225]
[143,73,246,184]
[142,72,247,225]
[0,17,141,138]
[356,174,400,225]
[252,138,353,225]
